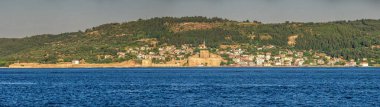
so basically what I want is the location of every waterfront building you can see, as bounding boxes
[360,62,369,67]
[188,41,223,67]
[72,60,80,64]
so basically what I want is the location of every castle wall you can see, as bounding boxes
[200,50,210,58]
[188,50,222,67]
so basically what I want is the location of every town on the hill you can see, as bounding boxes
[4,17,380,68]
[134,41,369,67]
[10,40,371,68]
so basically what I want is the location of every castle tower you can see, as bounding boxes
[199,40,210,58]
[200,50,210,58]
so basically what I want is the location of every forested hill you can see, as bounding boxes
[1,16,380,66]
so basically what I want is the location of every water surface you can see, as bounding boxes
[0,68,379,106]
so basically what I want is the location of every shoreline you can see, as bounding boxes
[4,62,379,69]
[1,66,379,69]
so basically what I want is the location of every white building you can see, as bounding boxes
[72,60,80,64]
[256,58,265,66]
[360,62,369,67]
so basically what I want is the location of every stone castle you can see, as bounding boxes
[188,41,223,67]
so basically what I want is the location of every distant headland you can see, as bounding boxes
[1,16,380,68]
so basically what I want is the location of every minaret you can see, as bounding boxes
[199,40,207,49]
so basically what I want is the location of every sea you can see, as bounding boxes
[0,68,379,106]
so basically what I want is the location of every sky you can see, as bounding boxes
[0,0,380,38]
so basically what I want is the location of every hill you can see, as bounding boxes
[1,16,380,66]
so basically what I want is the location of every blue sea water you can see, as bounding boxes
[0,68,380,106]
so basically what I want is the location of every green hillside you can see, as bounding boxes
[1,16,380,66]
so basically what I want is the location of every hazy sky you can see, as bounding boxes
[1,0,380,38]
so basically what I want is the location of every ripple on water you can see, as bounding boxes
[0,82,37,85]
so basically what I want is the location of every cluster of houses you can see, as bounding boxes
[94,43,370,67]
[125,44,194,63]
[218,45,370,67]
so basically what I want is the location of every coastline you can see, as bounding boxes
[3,65,379,69]
[5,62,379,69]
